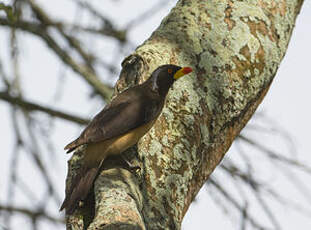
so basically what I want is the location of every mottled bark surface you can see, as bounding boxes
[65,0,304,229]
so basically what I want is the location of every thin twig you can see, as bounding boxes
[0,204,64,224]
[0,17,113,100]
[240,135,311,174]
[126,0,170,29]
[209,178,271,230]
[0,91,90,124]
[75,0,126,42]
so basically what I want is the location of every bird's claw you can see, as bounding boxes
[121,156,141,172]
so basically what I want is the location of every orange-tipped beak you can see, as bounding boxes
[173,67,193,80]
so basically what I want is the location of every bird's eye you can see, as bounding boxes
[168,69,172,74]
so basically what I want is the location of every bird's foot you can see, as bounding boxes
[121,156,141,172]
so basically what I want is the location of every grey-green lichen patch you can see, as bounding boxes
[169,77,203,115]
[273,4,296,51]
[130,0,302,229]
[165,174,190,214]
[244,69,252,78]
[257,32,281,69]
[158,1,205,55]
[200,124,210,146]
[173,143,188,162]
[228,23,252,56]
[161,135,170,147]
[88,168,146,230]
[232,1,270,23]
[148,139,163,157]
[204,0,228,19]
[194,0,290,134]
[248,36,261,62]
[161,107,174,122]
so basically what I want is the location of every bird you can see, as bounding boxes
[60,64,192,214]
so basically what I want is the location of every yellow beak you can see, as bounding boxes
[173,67,193,80]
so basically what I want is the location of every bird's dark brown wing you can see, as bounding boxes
[64,91,162,152]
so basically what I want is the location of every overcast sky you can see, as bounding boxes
[0,1,310,229]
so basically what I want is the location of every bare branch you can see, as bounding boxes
[28,0,95,69]
[239,135,311,174]
[0,17,113,100]
[75,0,126,42]
[209,178,271,230]
[0,204,64,224]
[126,0,170,29]
[0,91,90,125]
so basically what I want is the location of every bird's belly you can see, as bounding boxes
[106,120,155,155]
[84,120,155,166]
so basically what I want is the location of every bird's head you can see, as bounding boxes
[148,64,192,96]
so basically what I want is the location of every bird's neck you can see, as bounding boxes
[147,74,173,98]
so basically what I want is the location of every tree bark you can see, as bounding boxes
[64,0,304,229]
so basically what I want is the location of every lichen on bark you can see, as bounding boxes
[64,0,304,229]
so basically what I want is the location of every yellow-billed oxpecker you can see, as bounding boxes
[60,64,192,214]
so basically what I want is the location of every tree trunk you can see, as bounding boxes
[64,0,304,229]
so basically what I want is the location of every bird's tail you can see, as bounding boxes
[60,165,100,215]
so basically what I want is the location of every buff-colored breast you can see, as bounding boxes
[84,120,155,167]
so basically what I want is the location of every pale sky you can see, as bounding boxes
[0,1,310,229]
